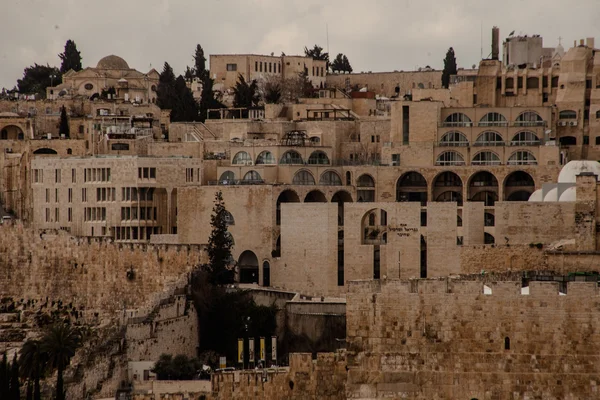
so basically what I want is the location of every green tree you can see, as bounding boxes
[207,191,234,285]
[59,106,70,138]
[152,354,201,380]
[194,44,208,81]
[58,40,82,73]
[20,340,47,400]
[198,76,224,122]
[232,74,259,109]
[299,71,315,98]
[441,47,458,89]
[41,323,81,400]
[331,53,353,74]
[263,79,282,104]
[17,64,61,98]
[304,44,329,66]
[156,62,177,110]
[342,55,352,73]
[9,353,19,400]
[171,76,199,122]
[1,352,8,399]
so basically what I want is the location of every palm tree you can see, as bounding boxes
[41,323,80,400]
[19,339,47,400]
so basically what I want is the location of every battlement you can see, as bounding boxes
[348,278,599,297]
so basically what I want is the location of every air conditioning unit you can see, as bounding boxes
[569,121,577,127]
[558,121,567,126]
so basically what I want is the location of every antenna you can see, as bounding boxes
[326,23,330,57]
[480,21,483,60]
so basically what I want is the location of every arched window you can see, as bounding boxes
[256,151,275,165]
[439,131,469,147]
[396,172,427,204]
[219,171,235,184]
[484,233,495,244]
[472,151,501,165]
[436,191,463,204]
[357,174,375,187]
[307,151,329,165]
[515,111,544,127]
[435,151,465,166]
[67,148,72,155]
[433,171,462,187]
[223,211,235,225]
[280,150,303,165]
[320,171,342,185]
[508,151,537,165]
[232,151,252,165]
[309,136,320,144]
[292,170,315,185]
[475,131,504,146]
[511,131,540,146]
[33,148,58,155]
[596,110,600,119]
[479,112,507,127]
[243,170,262,182]
[443,113,472,127]
[559,110,577,119]
[504,337,510,350]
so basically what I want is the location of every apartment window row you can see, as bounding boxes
[255,61,281,74]
[122,187,154,201]
[97,187,116,202]
[186,168,201,183]
[84,207,106,222]
[115,226,160,241]
[312,66,324,77]
[33,169,43,183]
[45,208,60,223]
[121,206,157,221]
[84,168,111,182]
[138,167,156,180]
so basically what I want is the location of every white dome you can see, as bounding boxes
[528,189,543,202]
[543,187,559,202]
[558,186,577,202]
[557,161,600,183]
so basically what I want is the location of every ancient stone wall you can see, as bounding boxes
[346,278,600,399]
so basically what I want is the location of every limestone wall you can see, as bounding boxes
[346,278,600,399]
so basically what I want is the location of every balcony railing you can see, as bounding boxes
[208,179,265,186]
[436,140,546,147]
[439,121,547,128]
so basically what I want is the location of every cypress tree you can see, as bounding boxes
[171,76,199,122]
[156,62,177,110]
[207,191,234,285]
[9,353,20,400]
[1,352,9,398]
[58,40,82,73]
[194,44,208,81]
[441,47,458,89]
[59,106,70,138]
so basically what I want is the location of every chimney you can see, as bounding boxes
[580,39,585,46]
[491,27,500,60]
[586,38,595,48]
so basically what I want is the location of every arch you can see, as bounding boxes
[0,125,24,140]
[332,190,353,226]
[280,150,303,165]
[436,191,463,205]
[479,112,507,126]
[292,170,315,185]
[304,190,327,202]
[238,250,259,284]
[223,210,235,226]
[507,190,532,201]
[515,111,543,127]
[444,112,472,127]
[559,136,577,146]
[232,151,252,165]
[511,131,540,146]
[484,233,495,244]
[357,174,375,187]
[559,110,577,119]
[435,151,465,166]
[475,131,504,146]
[256,151,275,165]
[319,170,342,185]
[439,131,469,147]
[262,261,271,287]
[33,148,58,155]
[468,171,499,204]
[242,170,262,183]
[276,189,300,225]
[507,150,537,165]
[67,148,72,155]
[504,336,510,350]
[307,150,330,165]
[472,151,501,165]
[219,171,235,184]
[433,171,462,204]
[309,136,320,144]
[396,171,427,204]
[361,208,388,245]
[505,171,534,187]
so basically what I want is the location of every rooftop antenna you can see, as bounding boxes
[326,23,330,57]
[480,21,483,60]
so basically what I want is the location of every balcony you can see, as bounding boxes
[208,179,265,186]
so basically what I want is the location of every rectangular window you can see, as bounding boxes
[55,188,59,203]
[255,61,258,71]
[68,208,72,222]
[55,208,59,223]
[402,105,410,145]
[269,62,272,73]
[45,208,50,222]
[82,188,87,202]
[260,62,263,72]
[68,188,72,203]
[55,169,61,183]
[45,189,50,203]
[186,168,194,182]
[34,169,43,183]
[72,169,76,183]
[226,63,237,71]
[150,168,156,179]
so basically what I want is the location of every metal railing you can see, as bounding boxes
[436,140,546,147]
[439,121,547,128]
[208,179,265,186]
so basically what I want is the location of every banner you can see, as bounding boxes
[271,336,277,362]
[237,338,243,364]
[249,338,255,363]
[260,337,265,361]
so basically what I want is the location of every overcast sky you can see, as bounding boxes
[1,0,599,89]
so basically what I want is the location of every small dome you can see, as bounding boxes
[96,55,130,70]
[543,187,559,202]
[528,189,543,202]
[557,161,600,183]
[558,186,577,202]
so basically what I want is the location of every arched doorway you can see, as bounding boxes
[304,190,327,202]
[331,191,353,226]
[262,261,270,287]
[0,125,24,140]
[396,171,427,205]
[504,171,535,201]
[468,171,499,205]
[276,190,300,225]
[238,250,259,284]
